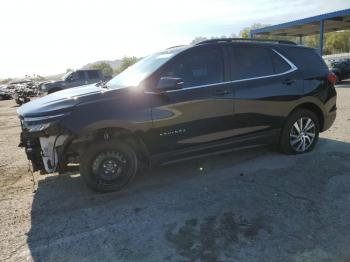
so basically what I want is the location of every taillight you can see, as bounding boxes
[327,72,337,86]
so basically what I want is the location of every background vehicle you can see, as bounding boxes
[13,86,32,105]
[0,87,12,100]
[17,38,337,192]
[41,69,111,94]
[327,59,350,82]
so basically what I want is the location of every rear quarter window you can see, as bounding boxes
[270,50,291,74]
[280,47,328,75]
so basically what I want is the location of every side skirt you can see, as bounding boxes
[150,129,280,166]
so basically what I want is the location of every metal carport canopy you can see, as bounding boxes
[250,8,350,55]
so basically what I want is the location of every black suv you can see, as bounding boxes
[18,38,337,192]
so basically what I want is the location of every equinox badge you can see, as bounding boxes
[160,129,187,136]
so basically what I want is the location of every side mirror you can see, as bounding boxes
[156,77,184,92]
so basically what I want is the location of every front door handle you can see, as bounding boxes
[283,79,296,85]
[214,89,230,96]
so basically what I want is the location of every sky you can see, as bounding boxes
[0,0,349,78]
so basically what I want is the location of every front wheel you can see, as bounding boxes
[80,140,138,192]
[279,109,320,154]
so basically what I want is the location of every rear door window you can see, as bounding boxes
[163,47,224,88]
[230,46,274,80]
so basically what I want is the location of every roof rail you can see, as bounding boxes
[167,45,186,49]
[195,38,297,46]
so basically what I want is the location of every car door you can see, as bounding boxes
[86,70,101,85]
[228,45,303,142]
[146,46,235,155]
[343,61,350,77]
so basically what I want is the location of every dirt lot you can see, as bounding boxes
[1,82,350,262]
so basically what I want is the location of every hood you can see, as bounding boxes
[17,84,109,117]
[49,80,65,85]
[43,80,66,90]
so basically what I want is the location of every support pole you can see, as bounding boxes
[319,20,324,56]
[298,35,303,45]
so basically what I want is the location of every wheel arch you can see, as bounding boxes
[289,102,325,131]
[61,127,150,170]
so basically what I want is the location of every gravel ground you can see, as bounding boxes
[1,82,350,262]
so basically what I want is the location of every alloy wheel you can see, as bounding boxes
[290,117,316,152]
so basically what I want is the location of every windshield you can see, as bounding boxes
[62,71,73,80]
[106,47,187,89]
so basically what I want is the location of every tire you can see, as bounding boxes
[80,139,138,192]
[279,109,320,154]
[15,98,22,105]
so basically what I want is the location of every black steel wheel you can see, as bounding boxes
[80,140,138,192]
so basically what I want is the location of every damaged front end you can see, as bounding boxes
[19,114,70,174]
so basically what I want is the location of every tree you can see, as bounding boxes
[113,56,140,75]
[190,36,208,45]
[325,30,350,54]
[90,62,114,76]
[239,23,270,38]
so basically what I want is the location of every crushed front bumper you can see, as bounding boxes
[20,131,44,172]
[19,119,69,173]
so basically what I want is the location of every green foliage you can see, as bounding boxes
[325,30,350,54]
[302,30,350,54]
[90,62,114,76]
[239,23,270,38]
[114,56,140,75]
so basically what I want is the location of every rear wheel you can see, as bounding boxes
[80,140,138,192]
[279,109,320,154]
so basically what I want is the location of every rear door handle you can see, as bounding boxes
[283,79,296,85]
[214,89,230,96]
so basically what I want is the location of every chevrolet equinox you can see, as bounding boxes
[18,38,337,192]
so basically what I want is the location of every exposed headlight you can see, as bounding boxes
[25,122,53,132]
[22,113,66,132]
